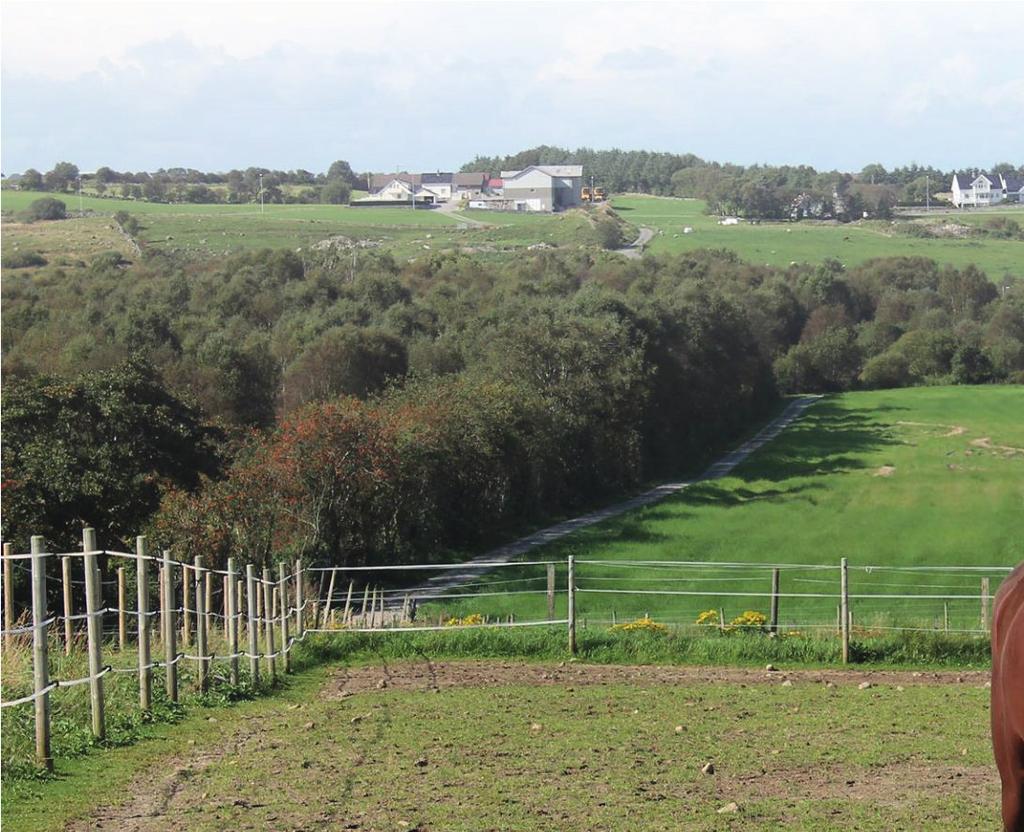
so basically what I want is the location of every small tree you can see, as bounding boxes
[321,179,352,204]
[43,161,78,191]
[20,168,43,190]
[19,197,67,222]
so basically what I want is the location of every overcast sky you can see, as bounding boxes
[2,1,1022,175]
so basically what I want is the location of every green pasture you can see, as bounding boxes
[421,386,1023,630]
[1,190,605,261]
[613,195,1024,279]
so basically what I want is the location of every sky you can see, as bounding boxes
[2,1,1022,176]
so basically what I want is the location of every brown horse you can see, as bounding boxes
[993,562,1024,831]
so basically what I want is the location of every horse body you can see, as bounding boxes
[993,563,1024,831]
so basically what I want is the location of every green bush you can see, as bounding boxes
[18,197,66,222]
[0,249,47,269]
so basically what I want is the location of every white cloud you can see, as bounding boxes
[1,1,1022,172]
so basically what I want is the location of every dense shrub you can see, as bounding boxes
[18,197,66,222]
[1,249,46,268]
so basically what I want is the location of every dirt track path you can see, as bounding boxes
[410,396,819,601]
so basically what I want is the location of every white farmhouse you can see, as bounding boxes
[951,172,1024,207]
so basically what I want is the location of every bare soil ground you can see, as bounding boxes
[324,660,990,696]
[66,662,996,832]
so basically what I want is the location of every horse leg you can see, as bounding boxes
[1001,734,1024,832]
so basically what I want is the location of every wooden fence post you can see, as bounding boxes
[204,570,213,648]
[181,563,191,648]
[840,557,850,665]
[227,558,239,686]
[294,559,304,636]
[117,567,127,651]
[3,542,14,652]
[162,551,178,703]
[769,568,780,634]
[360,583,371,628]
[136,536,152,711]
[982,577,991,633]
[263,568,276,680]
[61,555,73,654]
[31,536,53,771]
[194,556,208,692]
[222,574,229,640]
[547,563,556,621]
[279,562,290,674]
[82,528,105,740]
[342,581,354,626]
[567,555,576,655]
[246,565,259,684]
[322,569,337,628]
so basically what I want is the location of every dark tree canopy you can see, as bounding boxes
[1,358,222,550]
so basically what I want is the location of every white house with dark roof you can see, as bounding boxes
[951,172,1024,207]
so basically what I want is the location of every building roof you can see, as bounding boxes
[501,164,584,179]
[454,172,487,187]
[370,172,421,190]
[953,172,1002,190]
[1001,174,1024,193]
[421,172,453,185]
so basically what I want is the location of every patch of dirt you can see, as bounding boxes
[717,761,993,803]
[970,437,1024,456]
[325,660,990,697]
[65,715,270,832]
[895,420,968,438]
[873,465,896,477]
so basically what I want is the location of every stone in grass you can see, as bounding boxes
[781,680,793,687]
[701,762,715,775]
[858,681,873,690]
[765,664,777,672]
[717,802,740,814]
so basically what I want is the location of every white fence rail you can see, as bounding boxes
[0,530,1012,772]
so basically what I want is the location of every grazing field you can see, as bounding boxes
[0,190,612,262]
[613,195,1024,279]
[426,386,1024,630]
[4,659,999,832]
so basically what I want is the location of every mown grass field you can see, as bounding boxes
[0,189,607,263]
[612,195,1024,279]
[424,386,1023,631]
[3,654,999,832]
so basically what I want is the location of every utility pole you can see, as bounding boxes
[925,175,930,213]
[259,173,265,215]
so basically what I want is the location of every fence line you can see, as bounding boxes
[0,533,1009,773]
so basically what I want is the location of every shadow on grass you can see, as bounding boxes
[728,399,902,484]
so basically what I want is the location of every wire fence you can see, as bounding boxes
[0,529,1013,772]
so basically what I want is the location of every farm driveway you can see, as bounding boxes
[409,396,819,601]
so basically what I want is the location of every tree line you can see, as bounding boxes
[3,244,1022,565]
[8,160,362,205]
[11,151,1021,212]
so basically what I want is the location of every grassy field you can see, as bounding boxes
[613,195,1024,279]
[1,189,609,262]
[421,386,1023,630]
[3,655,999,832]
